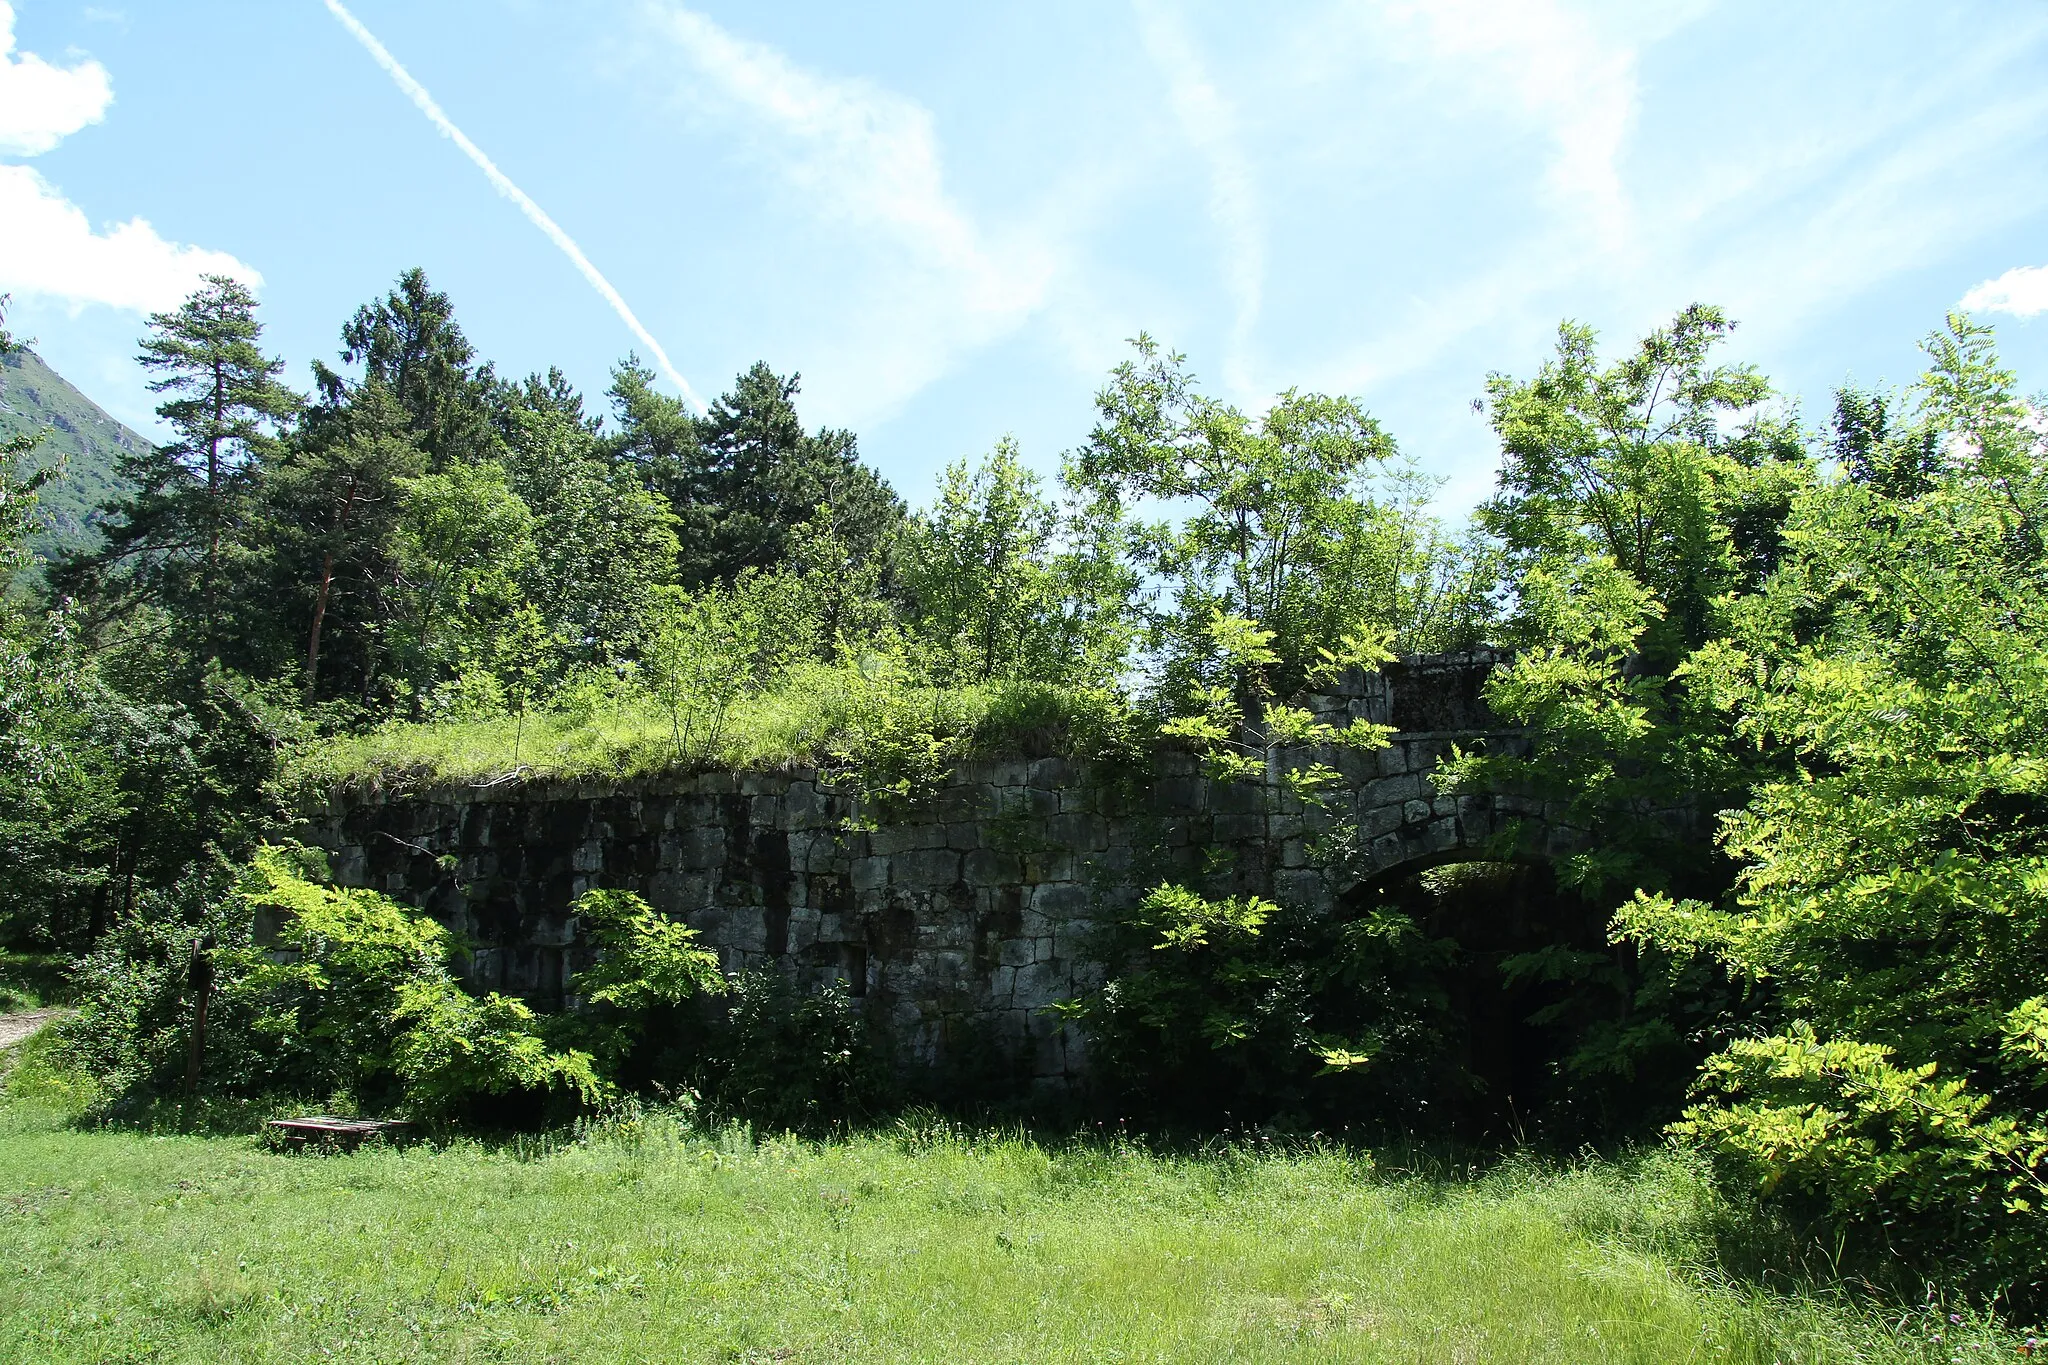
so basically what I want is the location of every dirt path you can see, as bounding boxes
[0,1009,66,1050]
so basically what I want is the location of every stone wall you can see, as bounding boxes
[304,651,1556,1092]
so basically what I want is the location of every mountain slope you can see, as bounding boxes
[0,347,145,558]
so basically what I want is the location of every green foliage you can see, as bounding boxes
[1480,303,1811,666]
[692,967,889,1131]
[900,439,1139,686]
[388,458,537,705]
[1606,314,2048,1301]
[61,275,301,670]
[607,357,904,588]
[0,343,143,565]
[59,847,601,1121]
[1070,335,1492,695]
[0,951,71,1012]
[1159,609,1393,799]
[643,581,765,763]
[1079,881,1461,1126]
[562,887,724,1071]
[288,667,1125,792]
[386,979,603,1117]
[1140,882,1277,951]
[1675,1025,2048,1299]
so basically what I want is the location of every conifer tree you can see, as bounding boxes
[607,358,903,587]
[335,268,500,469]
[70,276,299,666]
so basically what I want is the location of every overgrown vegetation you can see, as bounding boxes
[6,272,2048,1326]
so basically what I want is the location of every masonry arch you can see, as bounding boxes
[1331,841,1620,1142]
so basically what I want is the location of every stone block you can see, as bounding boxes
[1046,813,1110,851]
[893,849,962,889]
[1013,787,1060,817]
[851,856,889,893]
[1213,812,1265,843]
[1371,832,1403,867]
[675,826,726,870]
[964,849,1024,886]
[946,822,984,851]
[998,937,1034,968]
[981,760,1033,788]
[1368,774,1423,806]
[933,783,996,823]
[1402,799,1432,826]
[1022,851,1074,884]
[1426,817,1460,853]
[1146,777,1206,814]
[1027,758,1072,788]
[867,823,925,856]
[1030,882,1091,919]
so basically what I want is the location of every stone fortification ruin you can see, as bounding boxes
[306,651,1570,1093]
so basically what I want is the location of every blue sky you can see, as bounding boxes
[3,0,2046,515]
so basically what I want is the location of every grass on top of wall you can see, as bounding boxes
[0,1050,2031,1365]
[287,668,1128,793]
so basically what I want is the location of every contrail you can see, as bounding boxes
[320,0,704,411]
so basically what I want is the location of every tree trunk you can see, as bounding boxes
[305,549,336,697]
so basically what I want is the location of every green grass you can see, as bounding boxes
[0,952,71,1012]
[288,669,1123,791]
[0,1060,2027,1364]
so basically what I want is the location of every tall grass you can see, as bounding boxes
[289,666,1123,792]
[0,1073,2030,1363]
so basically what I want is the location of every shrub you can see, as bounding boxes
[1675,1024,2048,1304]
[60,846,602,1123]
[694,967,890,1131]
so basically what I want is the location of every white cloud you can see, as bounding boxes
[638,3,1055,420]
[0,0,112,155]
[1135,0,1264,400]
[1962,264,2048,318]
[0,163,257,312]
[0,4,256,315]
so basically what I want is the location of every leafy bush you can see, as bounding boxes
[1675,1025,2048,1303]
[60,847,601,1122]
[1609,316,2048,1304]
[557,886,725,1073]
[693,967,890,1132]
[1078,881,1462,1129]
[0,950,71,1011]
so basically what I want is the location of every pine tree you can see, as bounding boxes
[67,276,299,667]
[335,268,501,469]
[607,358,903,587]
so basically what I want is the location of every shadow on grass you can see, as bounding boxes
[0,950,74,1012]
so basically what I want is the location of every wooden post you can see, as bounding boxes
[185,936,214,1102]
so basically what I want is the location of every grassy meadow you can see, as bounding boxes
[0,1029,2027,1365]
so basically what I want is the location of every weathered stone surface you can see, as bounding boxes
[304,650,1602,1092]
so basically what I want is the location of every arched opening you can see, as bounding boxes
[1341,856,1621,1142]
